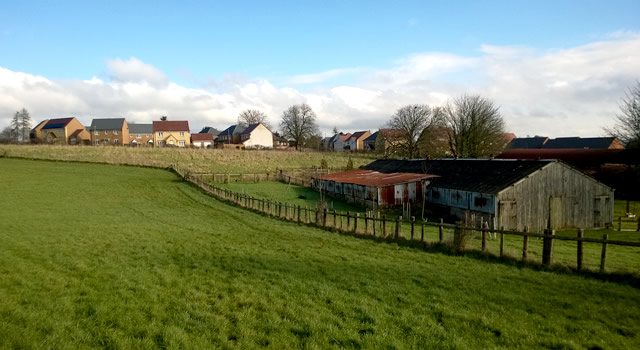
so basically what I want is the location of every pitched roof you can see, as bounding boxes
[128,124,153,134]
[42,118,74,130]
[191,133,214,141]
[32,119,48,132]
[364,131,378,142]
[70,129,85,137]
[348,131,370,141]
[508,136,549,149]
[152,121,190,132]
[542,137,620,149]
[199,126,221,136]
[363,158,553,194]
[90,118,126,130]
[218,124,246,136]
[315,169,437,187]
[240,123,263,135]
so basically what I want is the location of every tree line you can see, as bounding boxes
[0,109,32,144]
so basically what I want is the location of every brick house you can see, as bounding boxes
[128,124,154,146]
[32,117,89,145]
[89,118,129,146]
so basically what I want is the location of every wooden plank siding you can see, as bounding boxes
[497,162,614,232]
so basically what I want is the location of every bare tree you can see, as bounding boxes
[442,95,506,158]
[387,104,440,158]
[606,81,640,148]
[11,111,20,143]
[280,104,319,150]
[0,126,13,143]
[238,109,271,130]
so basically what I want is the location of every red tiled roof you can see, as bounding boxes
[338,133,351,141]
[314,169,437,187]
[191,133,214,141]
[153,121,190,132]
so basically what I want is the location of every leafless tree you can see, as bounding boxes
[606,81,640,148]
[10,108,31,143]
[387,104,440,158]
[0,126,13,143]
[280,104,319,150]
[442,95,506,158]
[238,109,271,130]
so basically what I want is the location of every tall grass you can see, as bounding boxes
[0,144,376,173]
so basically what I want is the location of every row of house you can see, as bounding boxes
[30,117,276,149]
[320,129,407,153]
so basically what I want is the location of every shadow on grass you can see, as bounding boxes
[181,170,640,290]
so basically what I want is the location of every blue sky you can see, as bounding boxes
[1,1,639,135]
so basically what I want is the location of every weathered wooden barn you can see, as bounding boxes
[312,169,436,208]
[359,159,614,232]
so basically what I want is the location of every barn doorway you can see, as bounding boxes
[549,196,563,229]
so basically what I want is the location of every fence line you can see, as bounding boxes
[175,165,640,275]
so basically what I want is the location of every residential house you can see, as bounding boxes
[199,127,220,141]
[363,132,378,151]
[215,125,244,147]
[128,124,154,146]
[153,121,191,147]
[331,132,351,152]
[344,131,371,151]
[239,123,273,149]
[89,118,129,146]
[32,117,89,145]
[191,133,214,148]
[273,132,290,149]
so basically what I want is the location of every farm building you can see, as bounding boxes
[350,158,614,232]
[312,169,437,208]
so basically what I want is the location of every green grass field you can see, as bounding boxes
[0,144,375,174]
[1,158,640,349]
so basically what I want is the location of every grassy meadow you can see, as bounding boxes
[1,158,640,348]
[0,144,375,174]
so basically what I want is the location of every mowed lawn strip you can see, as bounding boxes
[0,158,638,349]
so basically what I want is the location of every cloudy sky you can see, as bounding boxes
[1,1,639,137]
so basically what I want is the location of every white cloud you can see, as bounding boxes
[1,34,639,137]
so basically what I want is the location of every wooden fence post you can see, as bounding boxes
[577,229,584,272]
[499,226,504,257]
[334,210,337,228]
[323,209,328,227]
[481,221,487,252]
[411,216,415,240]
[354,214,359,233]
[297,205,301,222]
[542,229,555,266]
[364,213,368,234]
[522,226,529,260]
[421,220,424,241]
[618,216,622,232]
[372,216,376,236]
[600,234,608,273]
[395,216,401,239]
[305,206,308,223]
[382,215,387,237]
[347,212,351,231]
[438,218,444,242]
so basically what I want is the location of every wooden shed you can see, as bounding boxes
[363,159,614,232]
[312,169,437,209]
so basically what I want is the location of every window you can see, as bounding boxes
[179,141,185,146]
[179,131,184,136]
[114,130,118,135]
[158,132,164,137]
[95,140,99,145]
[114,139,119,145]
[104,139,109,144]
[169,140,174,145]
[137,134,141,138]
[94,130,99,135]
[158,141,165,146]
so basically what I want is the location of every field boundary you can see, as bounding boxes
[175,166,640,279]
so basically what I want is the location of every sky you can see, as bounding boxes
[1,0,639,137]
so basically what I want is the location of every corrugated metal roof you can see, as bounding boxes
[90,118,125,130]
[153,121,190,132]
[315,169,437,187]
[363,158,553,194]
